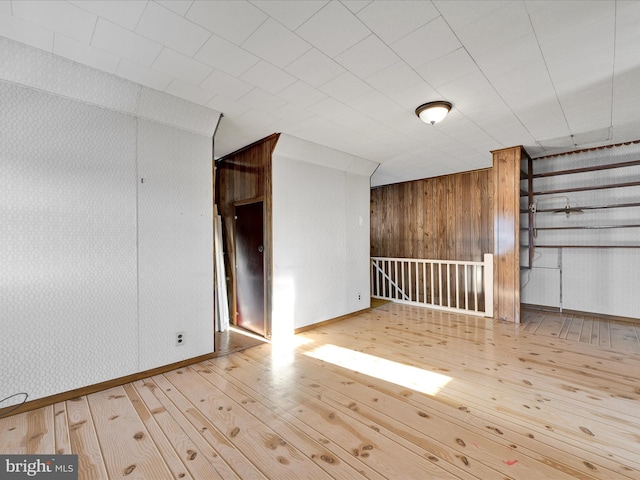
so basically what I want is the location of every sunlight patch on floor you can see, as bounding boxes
[270,333,314,368]
[305,344,451,396]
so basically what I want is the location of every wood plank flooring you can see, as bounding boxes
[2,303,639,479]
[215,326,267,357]
[521,309,640,354]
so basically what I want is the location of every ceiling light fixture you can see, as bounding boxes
[415,101,452,125]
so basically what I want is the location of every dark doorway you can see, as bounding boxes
[234,201,265,337]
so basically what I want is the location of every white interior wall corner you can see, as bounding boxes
[274,133,379,175]
[0,36,222,137]
[137,120,214,370]
[1,82,139,402]
[136,87,221,137]
[0,36,218,403]
[272,135,374,332]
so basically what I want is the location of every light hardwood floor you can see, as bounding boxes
[521,309,640,353]
[1,303,639,479]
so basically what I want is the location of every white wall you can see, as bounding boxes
[0,38,220,404]
[137,120,214,371]
[272,135,378,333]
[520,143,640,319]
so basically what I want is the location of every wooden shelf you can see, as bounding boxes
[531,159,640,178]
[521,244,640,249]
[521,155,639,266]
[520,224,640,231]
[535,201,640,213]
[522,180,640,197]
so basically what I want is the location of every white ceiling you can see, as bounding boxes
[2,0,640,186]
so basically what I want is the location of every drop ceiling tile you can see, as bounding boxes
[611,123,640,144]
[295,1,370,57]
[434,0,509,31]
[541,37,613,93]
[284,48,345,87]
[437,71,502,113]
[386,81,439,111]
[615,2,640,71]
[391,16,461,68]
[523,0,555,14]
[92,18,163,67]
[0,12,54,51]
[528,0,614,44]
[335,34,399,79]
[186,0,268,45]
[416,48,479,88]
[135,1,211,56]
[307,97,358,121]
[438,116,496,145]
[250,0,328,30]
[367,61,423,95]
[357,0,439,44]
[165,78,215,105]
[342,1,373,15]
[207,95,251,117]
[484,62,555,111]
[235,108,282,131]
[152,48,212,84]
[241,18,311,68]
[237,87,287,113]
[319,72,374,102]
[513,99,570,140]
[70,0,147,31]
[474,33,542,79]
[53,33,120,73]
[272,103,317,123]
[276,80,328,108]
[12,0,96,43]
[115,58,173,91]
[560,83,613,133]
[200,70,254,100]
[346,91,408,123]
[455,1,531,58]
[613,69,640,124]
[240,60,297,95]
[155,0,194,17]
[194,34,259,77]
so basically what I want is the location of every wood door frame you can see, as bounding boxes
[232,196,270,338]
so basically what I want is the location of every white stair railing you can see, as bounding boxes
[371,254,494,317]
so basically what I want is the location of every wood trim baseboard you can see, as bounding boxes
[521,303,640,324]
[0,351,219,418]
[294,307,371,335]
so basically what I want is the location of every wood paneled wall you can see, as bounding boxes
[215,133,279,334]
[370,169,493,262]
[492,146,524,323]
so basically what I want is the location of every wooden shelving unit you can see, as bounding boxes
[520,155,640,268]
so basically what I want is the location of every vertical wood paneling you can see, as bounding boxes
[214,133,279,335]
[370,169,493,263]
[492,147,522,323]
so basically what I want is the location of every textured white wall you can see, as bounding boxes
[137,120,214,370]
[521,144,640,318]
[272,135,377,332]
[0,38,219,404]
[1,82,139,401]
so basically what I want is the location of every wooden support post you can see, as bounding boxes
[492,146,522,323]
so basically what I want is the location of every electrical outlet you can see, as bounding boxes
[358,293,361,301]
[175,331,185,346]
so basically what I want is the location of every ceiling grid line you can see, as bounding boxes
[1,0,638,185]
